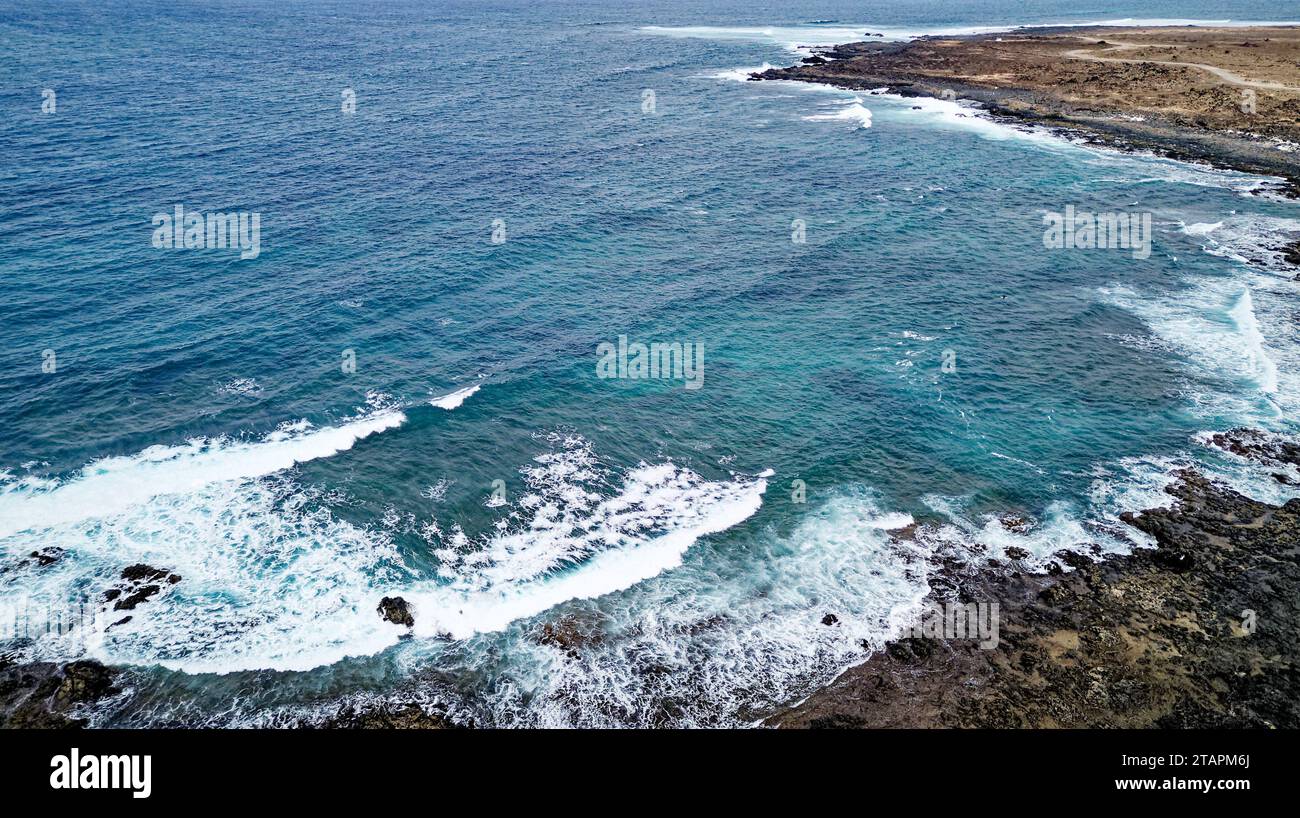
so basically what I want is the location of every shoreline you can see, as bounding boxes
[752,25,1300,202]
[4,430,1299,728]
[751,28,1300,724]
[766,429,1300,728]
[3,25,1300,730]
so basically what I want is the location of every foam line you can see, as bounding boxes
[0,410,406,539]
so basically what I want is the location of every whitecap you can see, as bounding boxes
[0,408,406,540]
[430,383,481,410]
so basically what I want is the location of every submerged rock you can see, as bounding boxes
[1205,428,1300,467]
[316,702,453,729]
[537,612,604,656]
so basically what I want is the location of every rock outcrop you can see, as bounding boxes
[0,658,120,728]
[768,468,1300,728]
[377,596,415,628]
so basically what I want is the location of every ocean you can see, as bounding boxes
[1,0,1297,727]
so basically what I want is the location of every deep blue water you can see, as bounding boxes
[2,0,1298,726]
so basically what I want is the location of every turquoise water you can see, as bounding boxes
[2,0,1298,726]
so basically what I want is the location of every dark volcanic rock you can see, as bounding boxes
[1000,514,1033,534]
[121,564,171,583]
[54,660,118,706]
[105,564,181,611]
[377,596,415,628]
[1284,238,1300,268]
[769,466,1300,728]
[1056,549,1093,569]
[821,613,840,626]
[884,637,935,663]
[1205,428,1300,468]
[114,584,161,611]
[317,703,452,729]
[0,659,119,728]
[29,547,64,567]
[1152,549,1194,572]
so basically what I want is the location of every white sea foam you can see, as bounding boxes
[802,97,873,129]
[56,479,405,674]
[918,451,1193,573]
[412,436,769,640]
[0,404,423,672]
[217,377,262,397]
[702,63,776,82]
[739,76,1079,148]
[0,409,406,540]
[452,487,936,727]
[0,426,771,675]
[1183,221,1224,237]
[853,92,1294,194]
[430,383,481,410]
[641,24,894,52]
[1195,431,1300,505]
[1179,214,1300,274]
[867,511,915,530]
[1100,278,1289,420]
[873,93,1068,145]
[1228,288,1280,395]
[924,495,1114,565]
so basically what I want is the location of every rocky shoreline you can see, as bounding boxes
[767,432,1300,728]
[0,658,120,728]
[753,25,1300,200]
[5,432,1299,729]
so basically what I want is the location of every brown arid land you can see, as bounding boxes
[754,25,1300,193]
